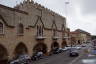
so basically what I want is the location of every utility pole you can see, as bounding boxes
[64,0,72,47]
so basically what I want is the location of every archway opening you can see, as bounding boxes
[14,42,28,59]
[33,43,47,54]
[51,42,59,50]
[62,40,67,48]
[0,44,8,64]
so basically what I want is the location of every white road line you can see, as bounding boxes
[69,55,82,64]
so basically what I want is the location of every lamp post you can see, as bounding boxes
[65,1,70,27]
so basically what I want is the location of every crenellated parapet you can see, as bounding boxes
[14,0,65,19]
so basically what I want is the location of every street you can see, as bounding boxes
[33,51,76,64]
[32,44,96,64]
[70,45,96,64]
[32,48,84,64]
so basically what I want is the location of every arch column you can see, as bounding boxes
[0,44,8,64]
[62,39,67,48]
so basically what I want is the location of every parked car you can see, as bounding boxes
[10,59,19,64]
[75,46,82,50]
[64,46,71,50]
[91,49,96,55]
[58,48,64,53]
[10,54,32,64]
[69,48,79,57]
[82,44,87,47]
[62,48,69,51]
[52,47,63,54]
[53,48,60,54]
[31,51,44,61]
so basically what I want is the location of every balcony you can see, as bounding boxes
[52,36,60,40]
[63,36,71,39]
[35,35,46,40]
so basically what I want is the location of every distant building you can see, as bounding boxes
[92,35,96,40]
[69,29,91,46]
[70,31,80,45]
[75,29,91,42]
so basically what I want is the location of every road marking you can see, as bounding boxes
[88,54,95,57]
[68,49,85,64]
[69,55,82,64]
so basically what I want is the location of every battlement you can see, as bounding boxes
[14,0,65,19]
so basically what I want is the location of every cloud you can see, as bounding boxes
[79,0,96,15]
[66,0,96,35]
[0,0,24,7]
[0,0,96,35]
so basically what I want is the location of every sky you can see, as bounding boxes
[0,0,96,35]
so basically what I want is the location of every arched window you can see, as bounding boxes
[53,29,56,37]
[37,25,43,36]
[0,22,4,34]
[17,23,24,35]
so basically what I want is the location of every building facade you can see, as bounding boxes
[70,29,92,45]
[70,32,80,45]
[0,0,69,62]
[75,29,91,43]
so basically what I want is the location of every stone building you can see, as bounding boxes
[75,29,91,43]
[70,32,80,45]
[0,0,69,62]
[70,29,91,45]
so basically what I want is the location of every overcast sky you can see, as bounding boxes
[0,0,96,35]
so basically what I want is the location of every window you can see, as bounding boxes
[37,25,43,36]
[17,23,24,35]
[52,27,57,37]
[0,22,4,34]
[53,29,56,37]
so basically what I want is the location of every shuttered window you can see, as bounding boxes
[0,22,3,34]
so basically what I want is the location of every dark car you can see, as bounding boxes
[50,47,64,54]
[31,51,43,61]
[69,48,79,57]
[52,48,61,54]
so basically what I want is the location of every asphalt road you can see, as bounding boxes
[33,48,85,64]
[70,44,96,64]
[33,51,75,64]
[32,43,95,64]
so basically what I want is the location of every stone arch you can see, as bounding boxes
[33,43,47,54]
[62,40,67,48]
[14,42,28,58]
[0,44,8,64]
[51,41,59,50]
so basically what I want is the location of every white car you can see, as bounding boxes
[10,54,31,64]
[82,44,87,47]
[75,46,82,50]
[65,46,72,50]
[18,54,31,60]
[10,59,19,64]
[69,48,79,57]
[62,48,68,51]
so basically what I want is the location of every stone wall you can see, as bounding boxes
[0,0,68,60]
